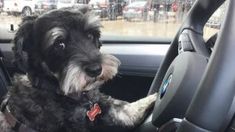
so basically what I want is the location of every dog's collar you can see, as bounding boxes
[81,91,102,122]
[1,98,37,132]
[62,91,102,122]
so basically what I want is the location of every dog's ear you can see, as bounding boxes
[13,16,37,73]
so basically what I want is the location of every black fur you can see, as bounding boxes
[7,75,127,132]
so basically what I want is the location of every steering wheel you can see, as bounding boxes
[146,0,235,131]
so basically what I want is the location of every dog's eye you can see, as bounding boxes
[87,34,94,40]
[98,41,102,49]
[55,42,65,50]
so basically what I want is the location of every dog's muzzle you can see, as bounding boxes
[60,54,120,95]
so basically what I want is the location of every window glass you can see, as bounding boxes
[204,1,227,39]
[0,0,226,39]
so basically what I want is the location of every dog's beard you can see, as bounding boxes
[60,54,120,95]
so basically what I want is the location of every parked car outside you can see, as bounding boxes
[88,0,126,19]
[57,0,87,9]
[123,1,149,21]
[150,0,175,11]
[88,0,109,18]
[34,0,57,14]
[3,0,36,16]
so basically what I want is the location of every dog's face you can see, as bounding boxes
[14,7,120,95]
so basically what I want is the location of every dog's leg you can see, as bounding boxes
[102,93,157,128]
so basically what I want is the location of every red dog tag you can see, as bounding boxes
[86,103,102,121]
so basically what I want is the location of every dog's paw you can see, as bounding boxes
[147,93,158,103]
[141,93,158,109]
[130,93,158,111]
[109,93,158,127]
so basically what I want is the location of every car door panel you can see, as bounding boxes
[101,44,169,77]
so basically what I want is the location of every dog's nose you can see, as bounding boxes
[84,64,102,77]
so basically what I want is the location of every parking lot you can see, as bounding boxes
[0,13,218,39]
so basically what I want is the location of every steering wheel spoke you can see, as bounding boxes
[178,29,210,57]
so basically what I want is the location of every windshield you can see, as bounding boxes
[0,0,225,39]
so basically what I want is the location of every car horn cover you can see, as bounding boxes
[152,52,208,127]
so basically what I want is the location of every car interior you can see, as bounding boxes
[0,0,235,131]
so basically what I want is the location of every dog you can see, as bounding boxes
[0,7,157,132]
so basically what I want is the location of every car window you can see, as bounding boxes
[0,0,226,39]
[204,1,227,39]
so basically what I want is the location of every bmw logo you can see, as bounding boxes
[160,74,172,99]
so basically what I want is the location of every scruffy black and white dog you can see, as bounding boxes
[0,7,157,132]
